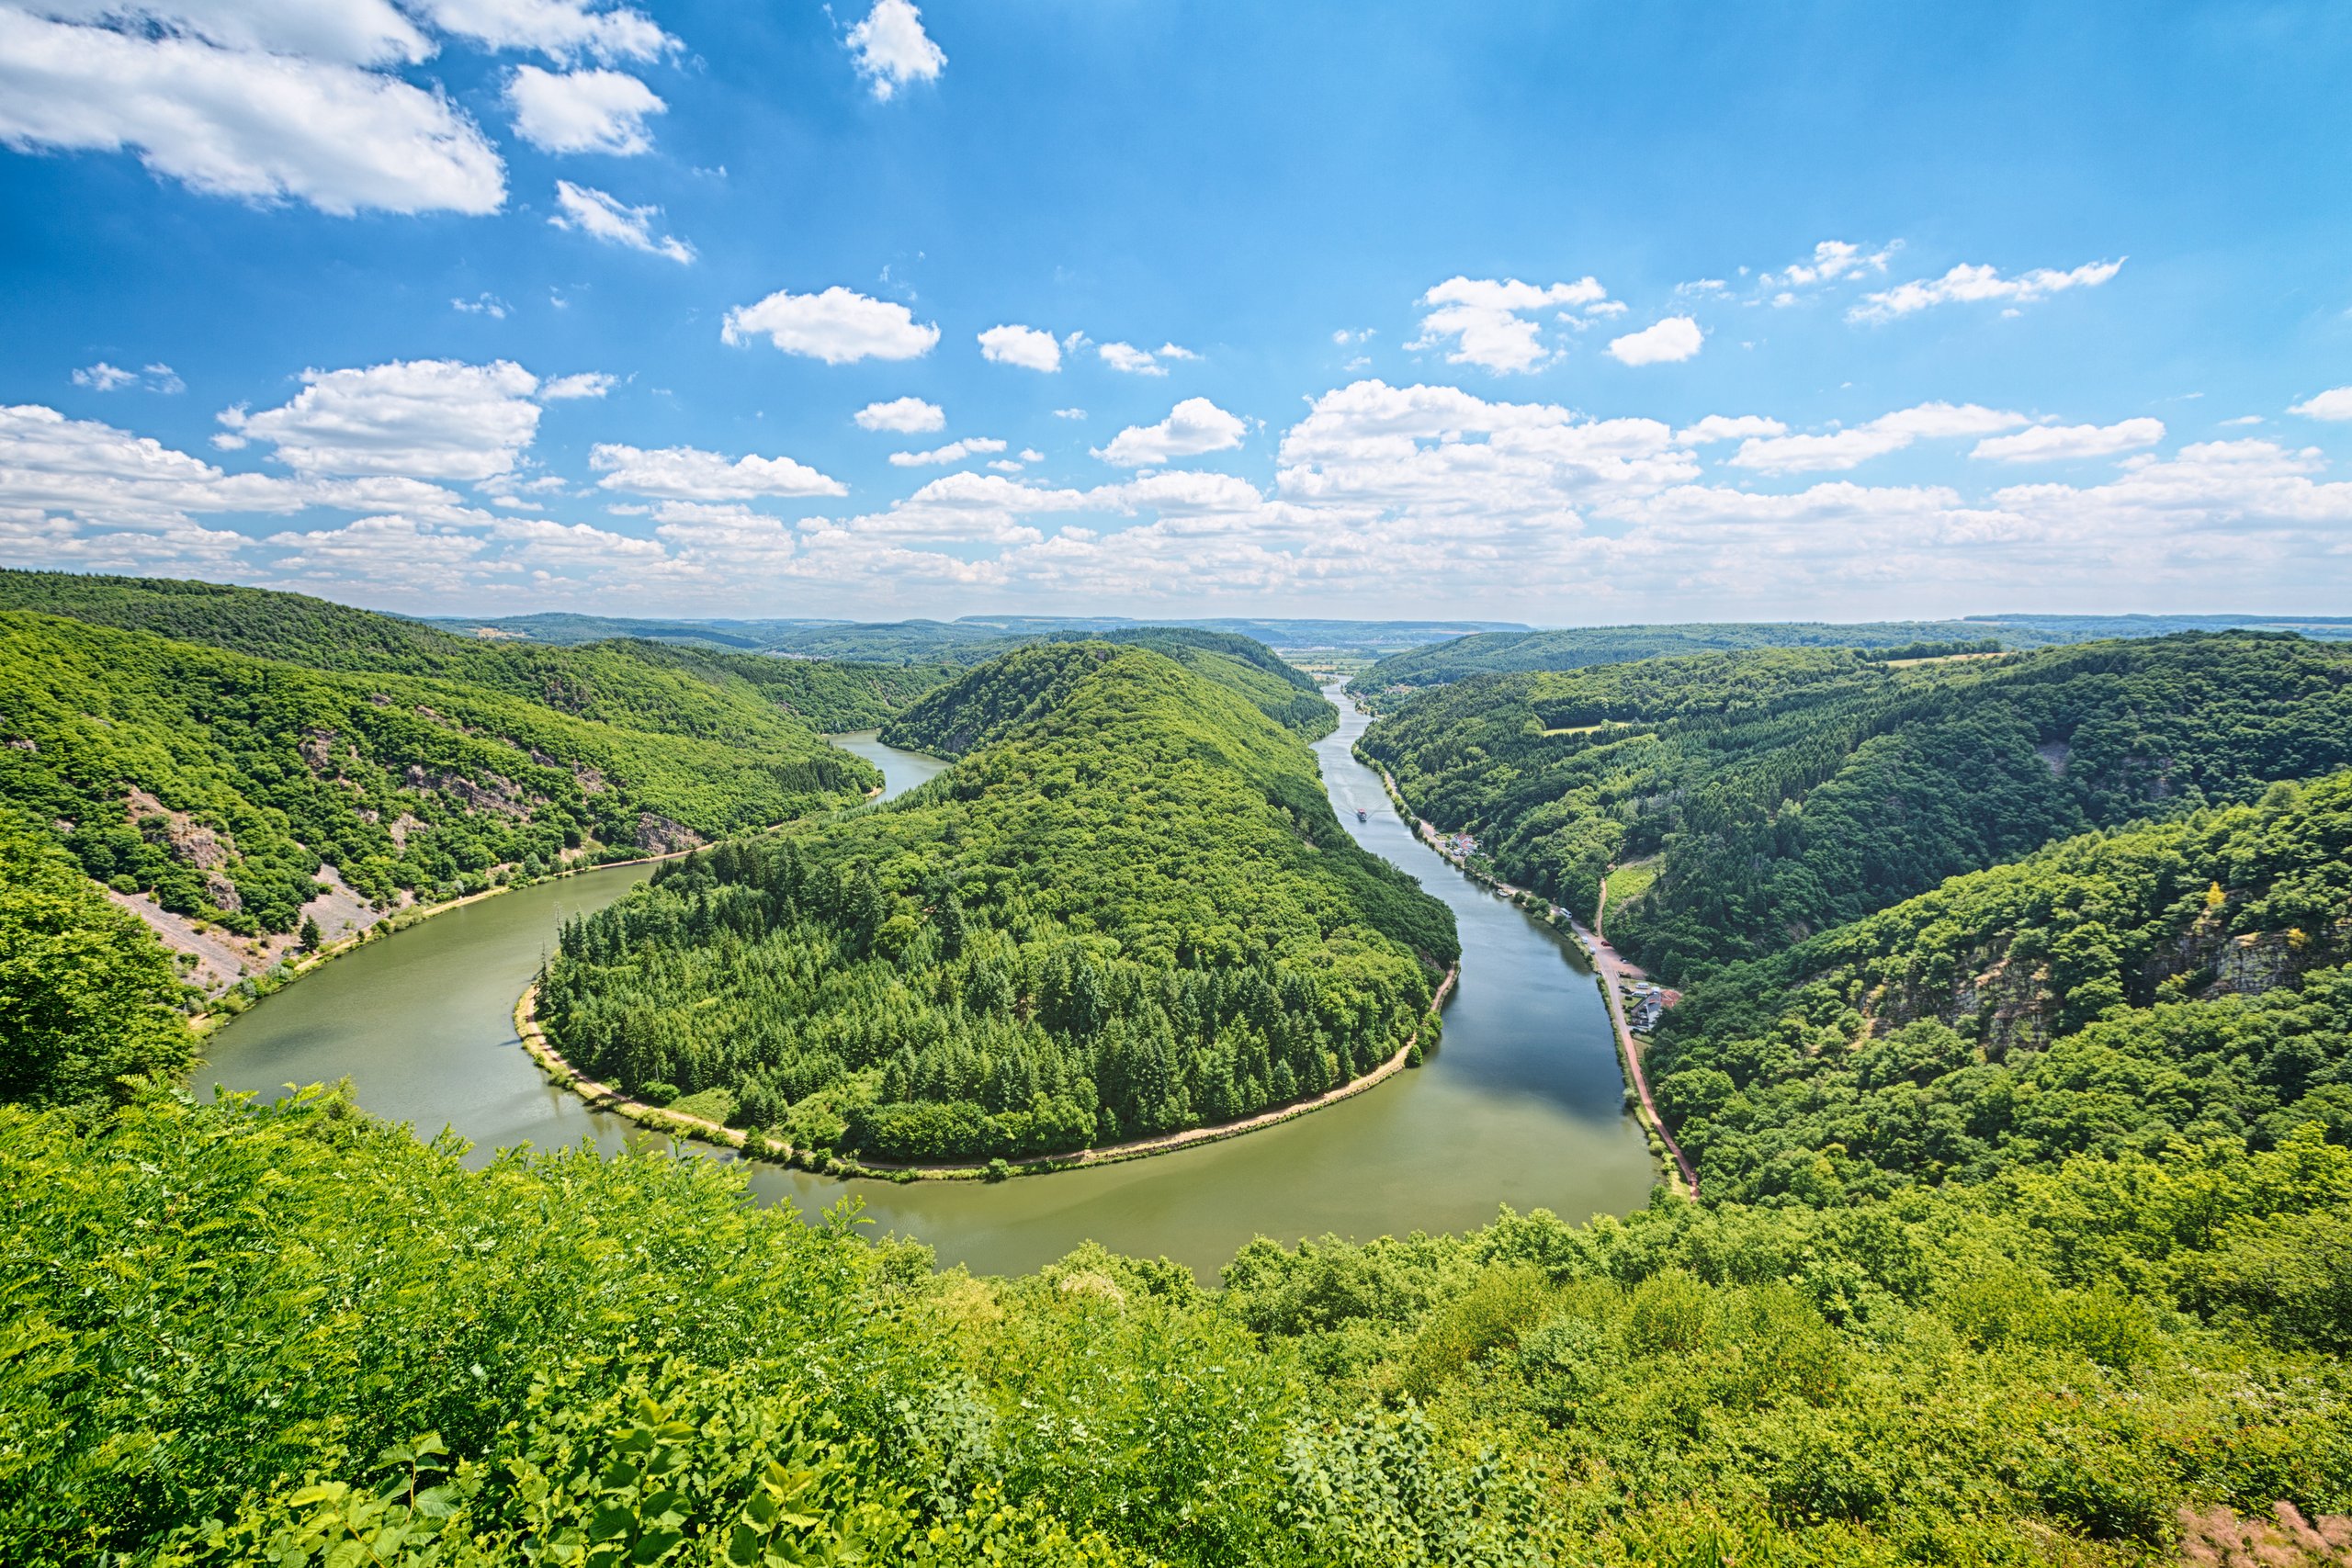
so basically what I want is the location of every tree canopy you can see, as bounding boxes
[537,644,1454,1161]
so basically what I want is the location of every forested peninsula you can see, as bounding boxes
[535,643,1455,1162]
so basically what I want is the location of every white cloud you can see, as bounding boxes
[1971,418,2164,463]
[219,359,544,480]
[855,396,944,433]
[537,371,613,400]
[1851,258,2125,322]
[548,180,692,262]
[452,292,510,318]
[1098,342,1168,377]
[1052,407,1086,420]
[0,8,506,215]
[1092,398,1248,467]
[1676,414,1785,446]
[2289,387,2352,422]
[1762,240,1894,293]
[978,324,1061,372]
[889,437,1006,468]
[589,442,844,500]
[72,362,138,391]
[405,0,673,63]
[1157,343,1200,361]
[1607,316,1704,367]
[506,65,663,154]
[1730,401,2026,473]
[1409,276,1611,373]
[2220,415,2265,428]
[650,501,797,568]
[845,0,944,101]
[724,286,939,363]
[24,0,434,66]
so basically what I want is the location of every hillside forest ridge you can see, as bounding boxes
[2,570,2350,1566]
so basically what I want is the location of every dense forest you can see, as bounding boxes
[0,611,878,937]
[1358,634,2352,982]
[536,644,1454,1161]
[1644,772,2352,1203]
[1345,618,2036,702]
[6,584,2351,1563]
[0,570,952,736]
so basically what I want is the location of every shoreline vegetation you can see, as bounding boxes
[513,967,1457,1180]
[1363,754,1695,1195]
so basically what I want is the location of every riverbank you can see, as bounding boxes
[513,965,1458,1181]
[1363,756,1697,1199]
[187,849,696,1037]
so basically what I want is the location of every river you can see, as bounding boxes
[201,693,1654,1277]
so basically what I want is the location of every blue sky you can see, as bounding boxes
[4,1,2349,620]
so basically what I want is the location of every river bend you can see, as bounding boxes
[202,694,1652,1275]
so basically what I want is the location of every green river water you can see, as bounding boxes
[201,699,1655,1277]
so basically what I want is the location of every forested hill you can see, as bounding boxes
[1646,771,2352,1205]
[1347,618,2023,701]
[883,635,1329,757]
[0,570,950,735]
[537,644,1453,1162]
[1358,633,2352,982]
[0,611,877,942]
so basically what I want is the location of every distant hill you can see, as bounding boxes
[1348,620,2038,700]
[1358,632,2352,982]
[882,633,1329,756]
[419,612,848,649]
[0,612,878,946]
[1350,613,2352,701]
[0,571,941,735]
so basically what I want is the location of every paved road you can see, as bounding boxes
[1576,900,1700,1198]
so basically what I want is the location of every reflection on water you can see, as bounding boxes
[205,702,1653,1277]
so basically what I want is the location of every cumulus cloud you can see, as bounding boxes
[1676,414,1785,445]
[855,396,944,433]
[1971,418,2165,464]
[71,360,182,393]
[1851,258,2125,322]
[2289,387,2352,422]
[408,0,673,63]
[1052,407,1086,420]
[590,443,845,501]
[1092,398,1248,467]
[548,179,692,262]
[218,359,544,480]
[537,371,614,400]
[845,0,944,100]
[1099,342,1167,377]
[1760,240,1895,303]
[889,436,1006,468]
[1410,276,1611,373]
[452,292,510,318]
[506,65,663,154]
[0,7,506,215]
[724,286,939,363]
[1607,316,1704,367]
[1730,401,2026,473]
[978,324,1062,372]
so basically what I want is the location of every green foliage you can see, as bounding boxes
[0,810,192,1106]
[539,646,1453,1160]
[1358,633,2352,981]
[0,570,946,739]
[0,611,876,933]
[1648,773,2352,1202]
[1346,618,2047,703]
